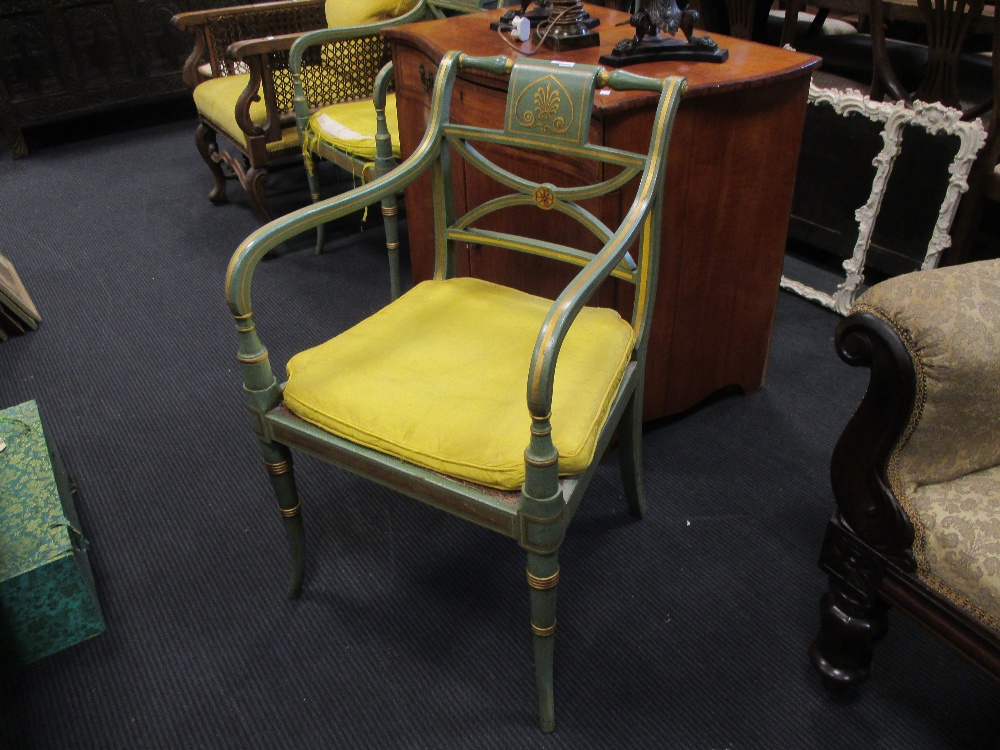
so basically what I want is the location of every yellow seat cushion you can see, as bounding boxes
[192,74,299,152]
[283,277,635,490]
[306,94,401,162]
[325,0,421,28]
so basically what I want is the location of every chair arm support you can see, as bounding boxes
[519,73,684,503]
[178,25,209,89]
[234,56,268,138]
[834,259,1000,564]
[830,309,918,566]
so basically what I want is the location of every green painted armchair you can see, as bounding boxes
[225,51,686,731]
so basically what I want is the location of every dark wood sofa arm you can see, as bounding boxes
[830,308,918,570]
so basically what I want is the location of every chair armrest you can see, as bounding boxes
[226,120,444,318]
[226,51,483,399]
[518,71,685,501]
[525,70,687,422]
[224,33,307,140]
[228,32,302,61]
[830,308,920,566]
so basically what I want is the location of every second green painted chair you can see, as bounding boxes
[226,52,686,731]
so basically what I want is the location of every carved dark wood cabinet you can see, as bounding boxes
[0,0,250,157]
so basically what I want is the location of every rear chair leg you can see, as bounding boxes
[381,194,401,301]
[303,148,327,254]
[618,383,646,518]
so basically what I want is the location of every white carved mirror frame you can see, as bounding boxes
[780,82,988,315]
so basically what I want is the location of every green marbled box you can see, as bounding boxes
[0,400,104,666]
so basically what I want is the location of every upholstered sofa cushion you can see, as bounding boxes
[192,74,299,152]
[325,0,421,28]
[283,277,635,490]
[909,465,1000,628]
[305,94,401,165]
[854,259,1000,630]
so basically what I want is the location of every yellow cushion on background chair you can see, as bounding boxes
[325,0,421,27]
[192,74,299,151]
[284,277,636,490]
[306,94,402,162]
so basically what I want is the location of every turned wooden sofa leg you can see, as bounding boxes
[809,520,890,689]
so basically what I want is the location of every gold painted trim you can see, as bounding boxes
[277,503,301,518]
[265,459,293,476]
[232,311,253,321]
[238,349,269,365]
[525,454,558,469]
[531,620,556,637]
[530,412,552,422]
[381,205,399,216]
[385,241,400,250]
[527,568,560,590]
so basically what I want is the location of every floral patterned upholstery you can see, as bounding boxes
[853,259,1000,633]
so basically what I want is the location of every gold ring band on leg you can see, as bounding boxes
[277,503,301,518]
[527,568,560,590]
[264,459,293,476]
[531,620,556,637]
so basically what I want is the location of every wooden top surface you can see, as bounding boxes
[384,3,820,109]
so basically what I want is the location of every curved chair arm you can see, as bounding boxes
[225,33,302,140]
[228,32,303,61]
[520,73,685,501]
[224,52,474,407]
[855,261,1000,483]
[830,308,919,567]
[525,73,686,421]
